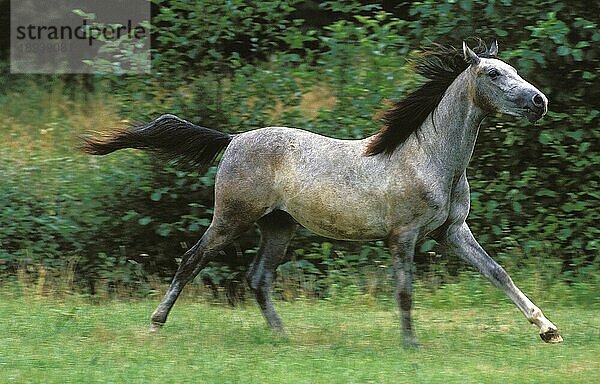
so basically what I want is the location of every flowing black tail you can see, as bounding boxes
[80,114,233,167]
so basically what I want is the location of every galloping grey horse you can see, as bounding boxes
[82,41,562,347]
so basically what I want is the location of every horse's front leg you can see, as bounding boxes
[442,222,562,343]
[388,230,419,349]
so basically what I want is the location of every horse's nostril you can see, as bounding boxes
[532,94,544,107]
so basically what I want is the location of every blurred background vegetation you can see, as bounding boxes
[0,0,598,304]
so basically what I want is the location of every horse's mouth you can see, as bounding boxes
[522,107,545,123]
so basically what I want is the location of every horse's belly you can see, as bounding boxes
[283,199,388,241]
[294,215,387,241]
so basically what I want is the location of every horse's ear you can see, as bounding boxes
[489,40,499,57]
[463,41,480,65]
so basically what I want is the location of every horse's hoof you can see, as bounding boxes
[149,321,164,333]
[540,329,563,343]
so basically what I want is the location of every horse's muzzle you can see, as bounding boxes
[520,91,547,122]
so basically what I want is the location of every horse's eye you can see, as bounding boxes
[488,69,501,80]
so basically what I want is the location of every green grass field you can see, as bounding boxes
[1,288,598,384]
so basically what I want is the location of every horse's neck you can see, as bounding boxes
[394,71,486,179]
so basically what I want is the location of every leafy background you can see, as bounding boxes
[0,0,598,303]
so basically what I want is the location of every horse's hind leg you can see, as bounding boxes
[150,223,246,331]
[247,210,296,332]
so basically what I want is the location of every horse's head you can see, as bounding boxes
[463,41,548,122]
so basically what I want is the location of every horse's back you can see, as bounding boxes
[219,126,370,178]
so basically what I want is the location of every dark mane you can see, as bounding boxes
[365,42,493,156]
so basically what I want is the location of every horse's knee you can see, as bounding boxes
[248,266,273,291]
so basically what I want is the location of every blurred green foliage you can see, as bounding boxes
[0,0,598,298]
